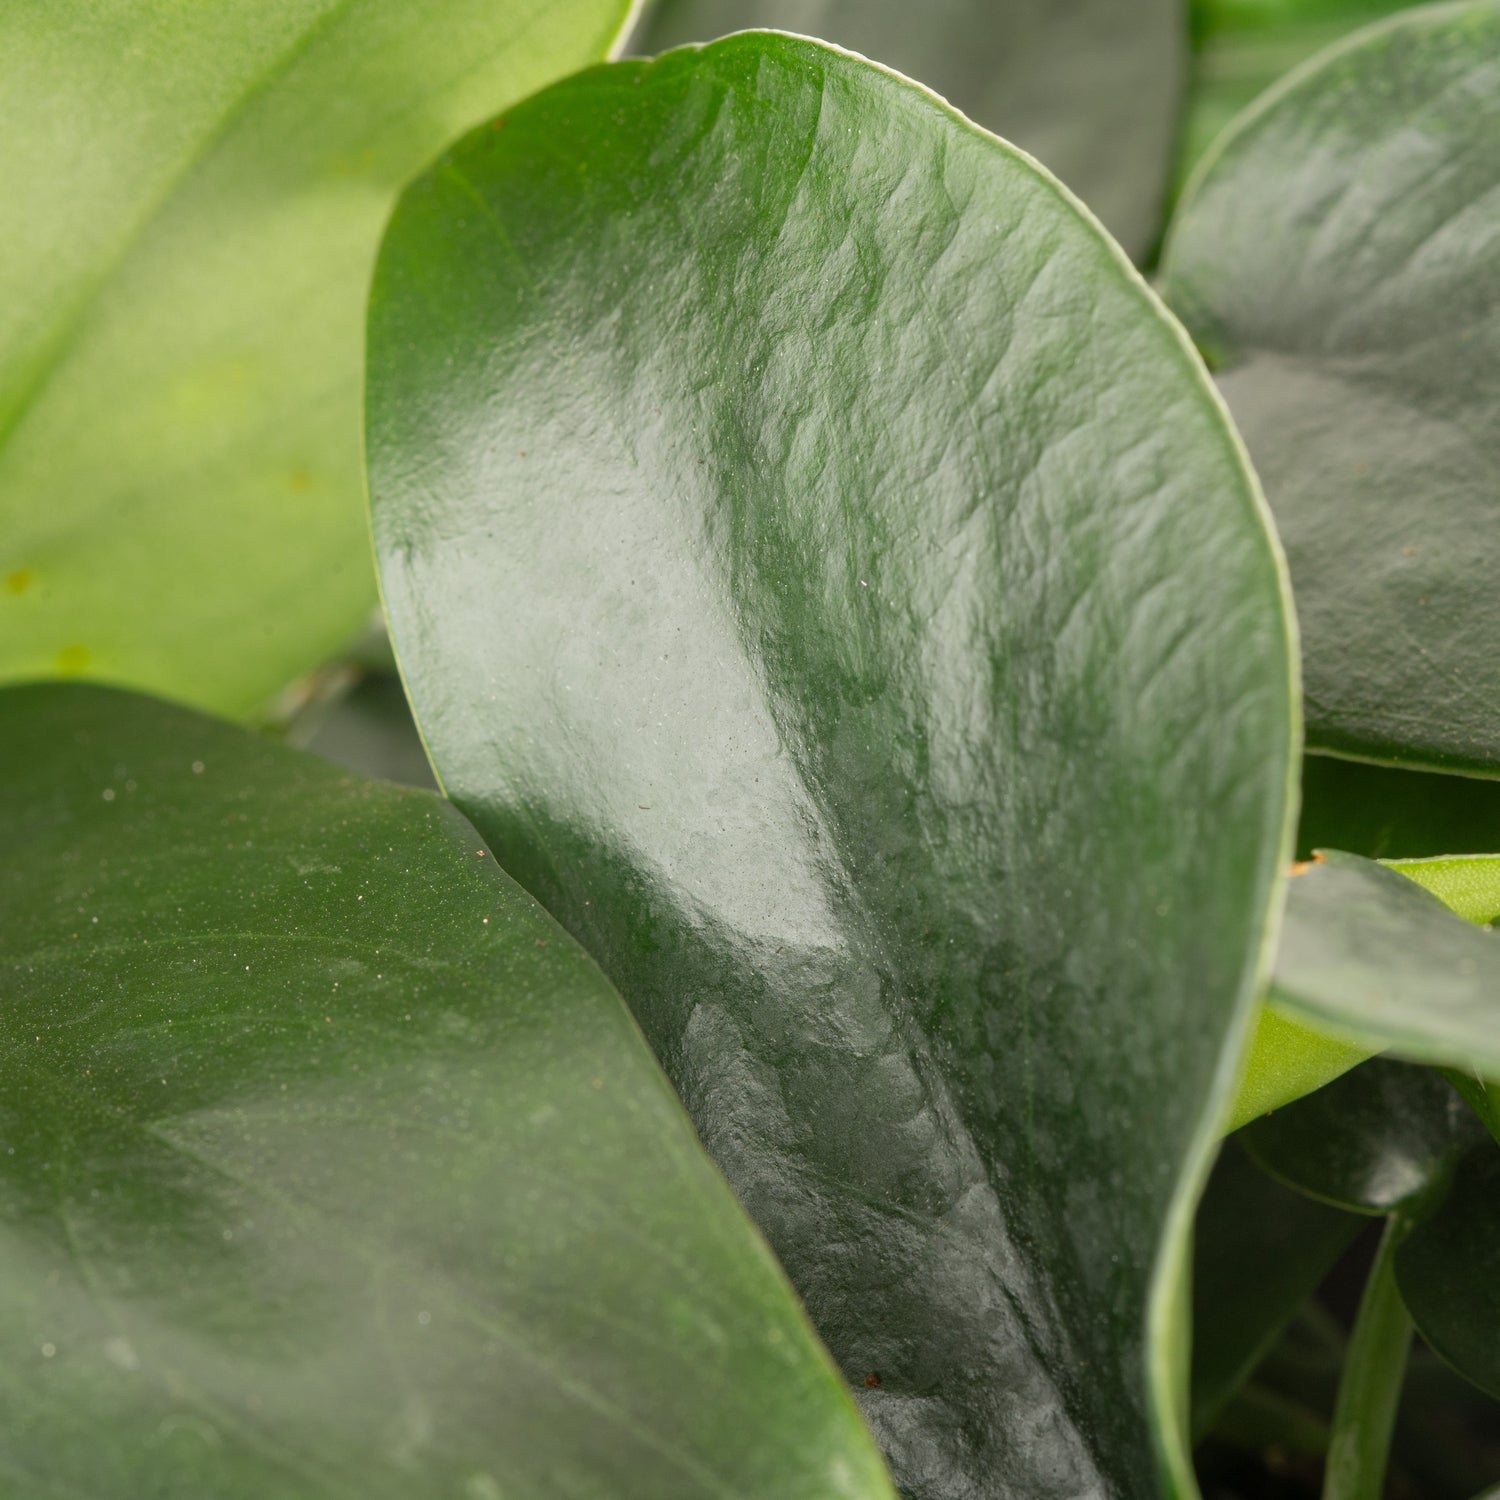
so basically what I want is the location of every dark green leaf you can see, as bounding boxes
[1299,753,1500,861]
[0,0,634,718]
[631,0,1186,261]
[1161,1,1500,771]
[1397,1146,1500,1400]
[1241,1059,1487,1213]
[1446,1070,1500,1146]
[0,682,894,1500]
[367,35,1298,1498]
[1191,1141,1360,1436]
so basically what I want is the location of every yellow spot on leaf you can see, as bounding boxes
[5,569,33,595]
[55,644,90,674]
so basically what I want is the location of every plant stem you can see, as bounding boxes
[1322,1214,1415,1500]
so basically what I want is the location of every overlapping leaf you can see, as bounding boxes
[1269,851,1500,1076]
[1241,1059,1489,1213]
[1162,0,1500,772]
[0,0,635,718]
[0,682,893,1500]
[368,34,1298,1498]
[630,0,1185,261]
[1177,0,1412,190]
[1397,1149,1500,1401]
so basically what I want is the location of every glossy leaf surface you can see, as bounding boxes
[1270,851,1500,1075]
[1241,1059,1488,1213]
[0,683,893,1500]
[1161,1,1500,771]
[368,35,1298,1499]
[1190,1141,1359,1436]
[1298,754,1500,861]
[630,0,1185,261]
[1396,1146,1500,1400]
[0,0,633,718]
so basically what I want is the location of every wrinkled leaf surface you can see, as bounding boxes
[631,0,1185,261]
[368,34,1298,1499]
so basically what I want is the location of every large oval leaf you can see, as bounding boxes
[368,34,1298,1499]
[1161,0,1500,772]
[0,0,635,718]
[0,682,894,1500]
[630,0,1186,262]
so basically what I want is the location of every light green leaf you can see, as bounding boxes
[1225,1004,1372,1132]
[1161,0,1500,772]
[367,34,1298,1498]
[0,0,636,719]
[630,0,1186,261]
[0,682,894,1500]
[1394,853,1500,927]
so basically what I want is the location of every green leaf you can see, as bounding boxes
[1226,849,1500,1131]
[1393,853,1500,927]
[1226,1003,1373,1132]
[1241,1059,1489,1213]
[1323,1210,1415,1500]
[1270,851,1500,1076]
[1160,0,1500,772]
[1446,1070,1500,1146]
[1299,753,1500,861]
[1177,0,1412,195]
[630,0,1186,262]
[1396,1146,1500,1400]
[0,0,635,719]
[367,33,1298,1498]
[1190,1141,1360,1436]
[0,682,894,1500]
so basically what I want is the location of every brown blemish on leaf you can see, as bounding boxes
[1288,851,1327,877]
